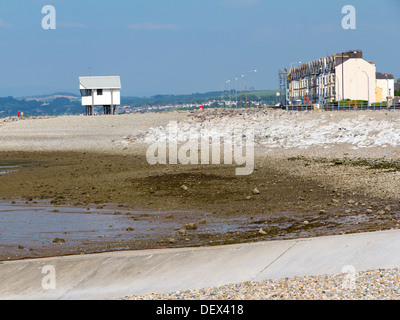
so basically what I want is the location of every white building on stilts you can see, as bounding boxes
[79,76,121,115]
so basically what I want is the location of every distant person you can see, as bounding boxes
[17,112,20,117]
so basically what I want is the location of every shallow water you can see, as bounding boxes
[1,196,397,261]
[0,202,247,246]
[0,200,245,259]
[0,202,142,256]
[0,164,22,176]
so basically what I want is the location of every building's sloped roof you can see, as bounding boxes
[376,72,394,80]
[79,76,121,89]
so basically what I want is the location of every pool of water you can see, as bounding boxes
[0,164,22,176]
[0,200,231,259]
[2,197,389,261]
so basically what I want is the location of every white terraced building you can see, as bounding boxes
[287,50,393,106]
[79,76,121,115]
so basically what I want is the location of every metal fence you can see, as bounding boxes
[286,101,400,111]
[285,104,314,111]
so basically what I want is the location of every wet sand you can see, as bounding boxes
[1,149,400,261]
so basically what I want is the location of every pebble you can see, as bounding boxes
[178,229,187,235]
[125,268,400,300]
[184,223,198,230]
[259,228,267,235]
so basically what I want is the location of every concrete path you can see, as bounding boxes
[1,229,400,300]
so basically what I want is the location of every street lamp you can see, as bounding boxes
[235,77,238,106]
[385,73,390,98]
[362,71,370,106]
[335,75,341,102]
[226,80,231,106]
[242,69,257,107]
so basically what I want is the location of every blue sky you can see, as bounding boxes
[0,0,399,97]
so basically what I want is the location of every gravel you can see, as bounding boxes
[0,112,190,153]
[125,268,400,300]
[139,108,400,157]
[3,109,400,161]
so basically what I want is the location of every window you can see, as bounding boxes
[97,89,103,96]
[80,89,92,97]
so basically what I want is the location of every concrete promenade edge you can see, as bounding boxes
[1,229,400,300]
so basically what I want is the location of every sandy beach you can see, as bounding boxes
[2,108,400,300]
[0,108,400,262]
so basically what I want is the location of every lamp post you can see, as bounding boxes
[226,80,231,106]
[385,73,390,98]
[235,77,238,106]
[342,52,344,100]
[335,75,341,102]
[242,70,257,107]
[362,71,370,106]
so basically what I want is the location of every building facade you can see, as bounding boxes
[375,72,395,102]
[79,76,121,115]
[395,79,400,95]
[286,50,388,105]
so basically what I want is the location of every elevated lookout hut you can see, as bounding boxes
[79,76,121,115]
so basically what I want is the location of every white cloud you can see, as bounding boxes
[128,23,181,31]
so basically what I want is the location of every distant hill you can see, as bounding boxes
[20,92,80,102]
[121,90,276,107]
[0,96,82,118]
[0,89,276,118]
